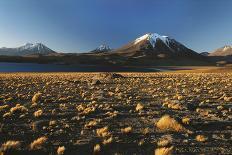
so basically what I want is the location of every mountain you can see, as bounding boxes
[209,45,232,56]
[200,52,210,56]
[91,44,111,53]
[104,33,208,65]
[0,43,56,56]
[112,33,203,57]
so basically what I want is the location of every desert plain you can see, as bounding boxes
[0,68,232,155]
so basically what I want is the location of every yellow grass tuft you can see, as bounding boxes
[30,136,47,150]
[93,144,101,153]
[155,146,174,155]
[195,135,207,142]
[84,119,100,128]
[102,136,113,145]
[135,103,144,111]
[156,115,190,133]
[0,105,9,112]
[34,109,43,117]
[1,140,21,151]
[182,117,190,125]
[32,92,42,103]
[10,104,28,114]
[121,126,132,134]
[96,126,110,138]
[57,146,65,155]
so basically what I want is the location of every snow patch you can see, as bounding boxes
[134,33,170,48]
[223,46,232,51]
[97,44,111,51]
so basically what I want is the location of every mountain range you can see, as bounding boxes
[0,33,231,66]
[0,43,56,56]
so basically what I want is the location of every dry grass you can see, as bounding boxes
[34,109,43,117]
[30,136,47,150]
[84,119,100,128]
[156,115,191,133]
[57,146,65,155]
[96,126,110,138]
[1,140,21,151]
[157,135,173,147]
[121,126,132,134]
[10,104,28,114]
[93,144,101,153]
[0,105,9,111]
[102,137,113,145]
[32,92,42,103]
[196,135,207,142]
[135,103,144,111]
[182,117,190,125]
[154,146,174,155]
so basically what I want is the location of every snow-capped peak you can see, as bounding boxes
[20,43,46,50]
[134,33,170,48]
[97,44,111,51]
[222,45,232,51]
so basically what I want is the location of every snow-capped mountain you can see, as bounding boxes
[113,33,203,59]
[91,44,111,53]
[0,43,56,56]
[209,45,232,56]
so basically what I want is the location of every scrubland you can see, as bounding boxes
[0,71,231,155]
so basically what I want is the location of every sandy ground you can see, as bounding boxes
[0,71,231,155]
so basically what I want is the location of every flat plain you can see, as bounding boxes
[0,69,232,155]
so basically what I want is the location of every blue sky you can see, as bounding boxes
[0,0,232,53]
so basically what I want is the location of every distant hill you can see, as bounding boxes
[0,43,56,56]
[209,45,232,56]
[200,52,210,56]
[90,44,111,53]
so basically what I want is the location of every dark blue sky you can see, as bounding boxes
[0,0,232,53]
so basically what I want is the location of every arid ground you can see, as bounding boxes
[0,69,232,155]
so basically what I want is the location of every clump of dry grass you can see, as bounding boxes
[84,119,100,128]
[10,104,28,114]
[156,115,191,133]
[195,135,207,142]
[155,146,174,155]
[30,136,47,150]
[162,101,184,110]
[3,112,11,118]
[182,117,190,125]
[49,120,57,126]
[0,105,9,112]
[157,135,173,147]
[57,146,65,155]
[142,127,150,135]
[34,109,43,117]
[1,140,21,151]
[93,144,101,153]
[102,137,113,145]
[32,92,42,103]
[96,126,110,138]
[121,126,132,134]
[135,103,144,111]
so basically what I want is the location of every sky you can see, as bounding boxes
[0,0,232,53]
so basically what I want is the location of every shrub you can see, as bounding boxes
[155,146,174,155]
[195,135,207,142]
[156,115,191,133]
[34,109,43,117]
[57,146,65,155]
[32,92,42,103]
[1,140,21,151]
[30,136,47,150]
[121,126,132,134]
